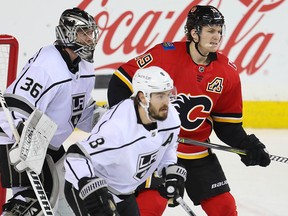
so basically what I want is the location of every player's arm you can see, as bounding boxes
[65,143,118,215]
[214,122,270,167]
[1,67,56,141]
[212,66,270,167]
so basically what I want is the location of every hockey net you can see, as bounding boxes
[0,34,19,213]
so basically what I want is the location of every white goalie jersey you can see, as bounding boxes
[65,99,181,195]
[0,45,96,150]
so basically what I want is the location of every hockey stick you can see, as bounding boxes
[178,137,288,164]
[0,90,54,216]
[176,195,197,216]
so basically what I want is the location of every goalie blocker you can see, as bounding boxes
[9,109,58,175]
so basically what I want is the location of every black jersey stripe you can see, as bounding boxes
[12,48,43,94]
[4,94,35,117]
[35,78,72,105]
[90,136,146,156]
[66,156,94,181]
[0,127,8,137]
[80,74,96,79]
[93,100,124,135]
[118,66,133,83]
[158,125,180,133]
[35,75,95,106]
[211,112,242,118]
[65,159,81,181]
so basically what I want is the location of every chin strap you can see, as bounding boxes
[139,102,156,123]
[195,42,208,57]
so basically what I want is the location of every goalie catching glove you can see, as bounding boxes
[238,134,271,167]
[158,164,187,207]
[78,176,119,216]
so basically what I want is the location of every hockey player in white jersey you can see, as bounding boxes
[64,66,187,216]
[0,7,102,215]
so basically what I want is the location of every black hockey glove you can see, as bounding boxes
[239,134,271,167]
[78,177,119,216]
[158,164,187,207]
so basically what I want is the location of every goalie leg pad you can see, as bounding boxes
[0,144,31,188]
[2,155,59,216]
[53,151,74,215]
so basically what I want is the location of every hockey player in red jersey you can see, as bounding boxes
[107,5,271,216]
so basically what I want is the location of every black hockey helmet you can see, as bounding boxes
[55,7,99,63]
[184,5,225,41]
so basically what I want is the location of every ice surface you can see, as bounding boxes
[5,129,288,216]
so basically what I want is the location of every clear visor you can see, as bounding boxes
[169,86,177,102]
[150,86,177,103]
[205,24,226,36]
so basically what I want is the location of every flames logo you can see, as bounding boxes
[172,94,213,131]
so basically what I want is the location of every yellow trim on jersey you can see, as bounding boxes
[114,70,133,92]
[212,116,243,123]
[145,175,152,188]
[177,150,209,159]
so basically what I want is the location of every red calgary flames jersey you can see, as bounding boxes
[114,42,243,159]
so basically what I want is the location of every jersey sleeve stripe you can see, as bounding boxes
[212,116,242,123]
[4,93,35,117]
[211,112,242,123]
[158,125,180,132]
[93,101,124,135]
[90,136,146,156]
[80,74,96,79]
[114,68,133,92]
[35,79,72,105]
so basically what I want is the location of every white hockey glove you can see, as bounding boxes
[158,164,187,207]
[9,109,58,174]
[78,176,119,216]
[92,105,108,127]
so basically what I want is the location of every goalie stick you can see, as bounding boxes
[178,137,288,164]
[0,90,55,216]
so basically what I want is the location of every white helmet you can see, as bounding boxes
[131,66,174,102]
[55,8,99,63]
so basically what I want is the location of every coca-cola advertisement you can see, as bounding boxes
[1,1,288,216]
[1,0,287,101]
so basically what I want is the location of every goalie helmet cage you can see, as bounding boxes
[0,34,19,214]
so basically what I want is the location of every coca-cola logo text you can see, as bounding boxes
[78,0,284,75]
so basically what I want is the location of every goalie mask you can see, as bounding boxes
[55,7,99,63]
[184,5,225,42]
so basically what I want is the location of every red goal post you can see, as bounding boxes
[0,34,18,90]
[0,34,19,213]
